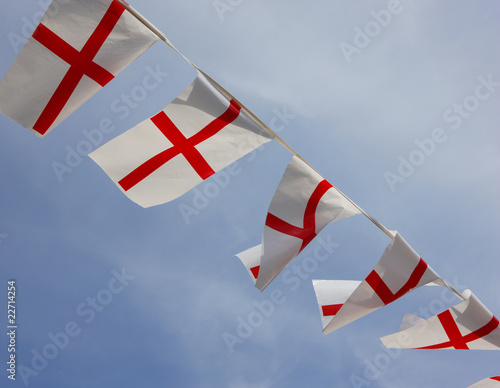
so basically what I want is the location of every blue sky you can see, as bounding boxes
[0,1,499,387]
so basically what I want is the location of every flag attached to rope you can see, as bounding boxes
[0,0,159,137]
[237,156,361,291]
[381,290,500,350]
[322,232,444,334]
[468,376,500,388]
[90,70,273,207]
[312,280,361,330]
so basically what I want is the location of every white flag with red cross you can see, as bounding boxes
[90,70,273,207]
[0,0,159,137]
[239,156,361,291]
[468,376,500,388]
[381,290,500,350]
[322,232,444,334]
[312,280,361,330]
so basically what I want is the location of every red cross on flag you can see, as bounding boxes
[312,280,361,330]
[381,290,500,350]
[90,71,273,207]
[322,232,444,334]
[240,156,361,291]
[468,376,500,388]
[0,0,159,137]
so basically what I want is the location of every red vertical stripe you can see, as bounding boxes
[437,310,469,349]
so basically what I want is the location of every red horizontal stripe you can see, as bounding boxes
[322,304,343,317]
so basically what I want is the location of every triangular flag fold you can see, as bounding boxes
[381,291,500,350]
[90,70,273,207]
[323,232,444,334]
[0,0,159,136]
[246,156,360,290]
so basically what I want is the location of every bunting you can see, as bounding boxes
[90,70,273,207]
[0,0,159,137]
[0,2,495,387]
[381,291,500,350]
[237,156,361,291]
[321,233,444,334]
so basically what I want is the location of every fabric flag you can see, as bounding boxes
[381,290,500,350]
[313,280,361,330]
[0,0,159,137]
[468,376,500,388]
[90,71,273,207]
[249,156,361,291]
[235,245,262,284]
[323,232,444,334]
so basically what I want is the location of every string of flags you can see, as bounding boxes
[237,156,361,291]
[312,232,445,334]
[0,0,497,386]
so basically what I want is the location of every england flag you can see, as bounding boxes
[90,71,273,207]
[381,290,500,350]
[237,156,361,291]
[322,233,444,334]
[0,0,159,136]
